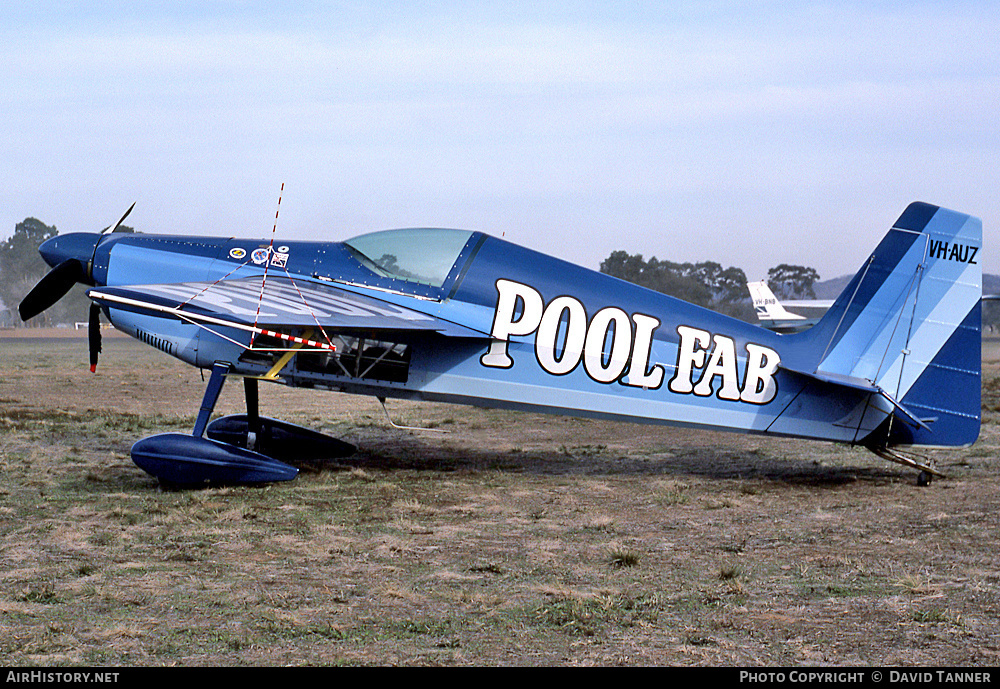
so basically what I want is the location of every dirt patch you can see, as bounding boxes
[1,337,999,666]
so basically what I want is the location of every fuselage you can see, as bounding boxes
[41,227,887,446]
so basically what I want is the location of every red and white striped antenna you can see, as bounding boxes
[250,183,283,345]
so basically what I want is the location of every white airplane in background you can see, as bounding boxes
[749,280,1000,334]
[747,281,833,333]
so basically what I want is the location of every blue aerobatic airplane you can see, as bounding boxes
[19,202,982,487]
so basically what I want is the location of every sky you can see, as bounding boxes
[3,1,998,283]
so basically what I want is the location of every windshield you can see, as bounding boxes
[343,228,475,287]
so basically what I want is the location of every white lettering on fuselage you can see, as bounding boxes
[668,326,780,404]
[480,279,780,404]
[479,279,662,388]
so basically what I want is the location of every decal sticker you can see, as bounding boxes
[229,247,247,260]
[480,279,781,405]
[270,252,288,268]
[251,248,270,265]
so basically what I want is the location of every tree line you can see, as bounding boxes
[599,249,819,322]
[4,217,995,331]
[599,248,1000,331]
[0,217,822,327]
[0,218,132,327]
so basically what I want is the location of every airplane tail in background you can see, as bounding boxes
[789,202,982,450]
[748,280,807,324]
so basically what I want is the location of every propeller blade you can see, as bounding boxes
[89,303,103,372]
[18,259,87,321]
[103,202,135,234]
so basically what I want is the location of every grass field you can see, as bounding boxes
[2,335,999,666]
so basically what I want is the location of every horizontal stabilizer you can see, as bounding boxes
[780,365,932,433]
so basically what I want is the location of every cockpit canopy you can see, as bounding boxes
[343,228,475,288]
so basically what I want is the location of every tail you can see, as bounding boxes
[791,202,982,449]
[748,280,807,324]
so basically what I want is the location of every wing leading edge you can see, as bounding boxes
[88,276,488,347]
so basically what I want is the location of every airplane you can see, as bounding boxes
[18,201,982,487]
[747,280,833,332]
[750,278,1000,334]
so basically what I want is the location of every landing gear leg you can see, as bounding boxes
[245,377,260,451]
[193,362,230,438]
[205,378,356,461]
[867,444,944,487]
[129,362,299,486]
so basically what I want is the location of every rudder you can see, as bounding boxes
[794,202,982,448]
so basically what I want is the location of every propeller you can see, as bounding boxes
[103,202,135,234]
[17,258,88,321]
[17,204,135,371]
[89,303,103,373]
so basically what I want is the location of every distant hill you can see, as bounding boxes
[814,273,1000,299]
[985,274,1000,297]
[813,276,851,300]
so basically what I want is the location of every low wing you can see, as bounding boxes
[88,276,487,349]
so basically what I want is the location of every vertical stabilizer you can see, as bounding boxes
[748,280,807,323]
[795,203,981,447]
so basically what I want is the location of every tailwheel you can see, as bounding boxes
[868,444,944,486]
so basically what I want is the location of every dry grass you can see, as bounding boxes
[1,336,1000,666]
